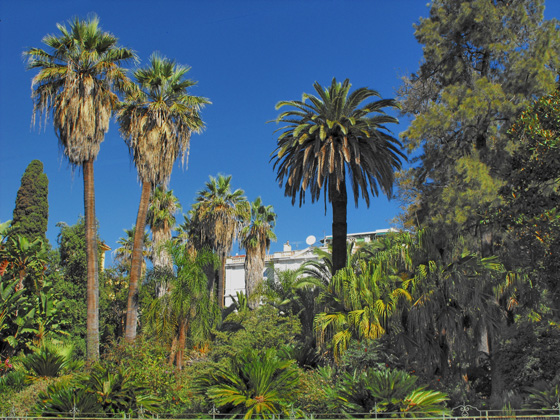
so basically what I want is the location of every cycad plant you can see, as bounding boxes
[22,342,73,378]
[87,364,161,413]
[204,348,300,418]
[34,380,100,417]
[523,381,560,412]
[337,367,449,418]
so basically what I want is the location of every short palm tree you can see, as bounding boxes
[272,78,405,274]
[145,244,219,369]
[114,227,151,274]
[117,53,209,342]
[25,16,135,362]
[240,197,277,309]
[147,186,181,296]
[191,175,249,307]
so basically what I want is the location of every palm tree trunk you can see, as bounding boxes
[245,246,264,309]
[175,319,188,370]
[331,179,348,274]
[84,158,99,363]
[125,181,151,342]
[217,251,226,308]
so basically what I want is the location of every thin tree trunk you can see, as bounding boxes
[125,181,151,342]
[331,180,348,274]
[84,158,99,363]
[153,228,172,297]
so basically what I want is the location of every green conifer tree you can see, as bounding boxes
[11,160,49,245]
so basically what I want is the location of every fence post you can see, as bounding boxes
[69,405,79,420]
[209,404,219,420]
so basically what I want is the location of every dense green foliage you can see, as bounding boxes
[4,4,560,416]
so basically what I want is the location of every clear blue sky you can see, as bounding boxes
[2,1,560,262]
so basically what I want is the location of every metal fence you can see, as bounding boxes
[1,405,559,420]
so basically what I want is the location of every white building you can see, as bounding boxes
[224,228,396,305]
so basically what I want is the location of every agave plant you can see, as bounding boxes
[204,348,300,418]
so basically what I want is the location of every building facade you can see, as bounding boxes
[224,228,395,305]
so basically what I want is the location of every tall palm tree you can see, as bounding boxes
[25,16,135,362]
[191,175,249,307]
[117,53,209,342]
[147,186,181,297]
[271,78,405,274]
[240,197,276,309]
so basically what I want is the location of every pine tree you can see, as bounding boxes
[11,160,49,245]
[397,0,560,255]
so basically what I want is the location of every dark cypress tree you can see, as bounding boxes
[11,160,49,244]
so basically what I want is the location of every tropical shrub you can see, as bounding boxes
[523,381,560,412]
[212,304,301,361]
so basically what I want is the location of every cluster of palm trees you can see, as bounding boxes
[25,16,405,365]
[25,16,209,361]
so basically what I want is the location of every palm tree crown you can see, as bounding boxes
[272,78,404,207]
[271,78,405,273]
[191,175,249,307]
[240,197,277,252]
[118,53,209,186]
[25,15,135,165]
